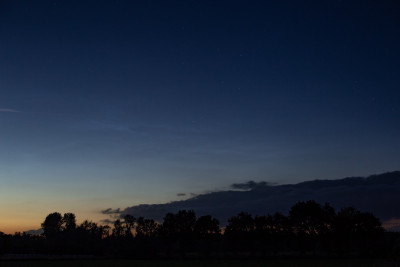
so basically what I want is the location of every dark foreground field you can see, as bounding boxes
[1,260,400,267]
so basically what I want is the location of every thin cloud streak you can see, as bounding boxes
[0,108,20,113]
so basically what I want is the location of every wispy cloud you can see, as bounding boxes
[230,180,273,190]
[101,208,122,221]
[101,208,121,214]
[0,108,20,113]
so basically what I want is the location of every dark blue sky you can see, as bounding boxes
[0,0,399,231]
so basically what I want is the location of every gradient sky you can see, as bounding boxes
[1,0,400,233]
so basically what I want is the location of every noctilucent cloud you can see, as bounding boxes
[1,0,399,233]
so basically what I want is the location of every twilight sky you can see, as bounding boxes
[1,0,399,233]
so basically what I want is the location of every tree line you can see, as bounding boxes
[1,200,400,259]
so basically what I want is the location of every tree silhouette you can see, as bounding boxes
[193,215,220,256]
[266,212,292,255]
[289,201,334,236]
[252,212,292,254]
[160,210,197,256]
[289,201,335,255]
[123,214,136,238]
[30,201,390,258]
[195,215,220,235]
[136,217,159,238]
[161,210,196,236]
[226,211,254,233]
[78,220,104,238]
[333,207,383,256]
[41,212,63,238]
[112,219,124,238]
[134,217,160,257]
[63,212,77,232]
[225,212,255,252]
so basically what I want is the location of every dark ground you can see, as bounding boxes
[1,259,400,267]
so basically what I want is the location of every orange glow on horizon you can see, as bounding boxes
[382,218,400,231]
[0,221,39,235]
[0,209,109,235]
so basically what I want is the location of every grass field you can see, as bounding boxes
[0,259,400,267]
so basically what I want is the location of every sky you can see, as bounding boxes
[1,0,400,233]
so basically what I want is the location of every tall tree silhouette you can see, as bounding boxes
[160,210,197,256]
[123,214,136,238]
[333,207,383,256]
[135,217,160,257]
[226,212,254,233]
[195,215,220,235]
[161,210,196,236]
[63,212,76,232]
[194,215,220,255]
[41,212,63,238]
[225,212,255,252]
[289,201,335,255]
[136,217,159,238]
[112,219,124,238]
[267,212,292,255]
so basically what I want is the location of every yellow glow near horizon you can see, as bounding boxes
[0,212,110,235]
[0,202,112,234]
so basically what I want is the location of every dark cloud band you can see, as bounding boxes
[109,172,400,228]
